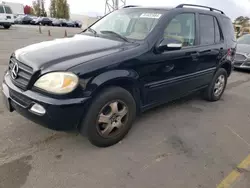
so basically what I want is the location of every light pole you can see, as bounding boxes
[105,0,126,14]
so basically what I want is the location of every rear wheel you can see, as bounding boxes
[80,87,136,147]
[203,68,228,101]
[3,25,10,29]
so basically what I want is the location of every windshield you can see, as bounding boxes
[90,8,165,40]
[238,34,250,45]
[4,6,12,14]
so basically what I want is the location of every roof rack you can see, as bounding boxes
[176,4,224,14]
[123,5,139,8]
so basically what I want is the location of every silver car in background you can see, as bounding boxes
[234,34,250,70]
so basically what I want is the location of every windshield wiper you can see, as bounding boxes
[87,28,97,36]
[100,30,129,42]
[80,27,97,36]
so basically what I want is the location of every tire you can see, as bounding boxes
[3,25,10,29]
[80,87,136,147]
[203,68,228,101]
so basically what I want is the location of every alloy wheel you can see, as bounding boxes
[96,100,129,138]
[214,75,225,97]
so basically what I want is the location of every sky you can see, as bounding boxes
[6,0,250,19]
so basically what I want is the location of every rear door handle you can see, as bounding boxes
[163,64,175,72]
[200,49,212,54]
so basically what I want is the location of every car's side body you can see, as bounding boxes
[21,15,33,24]
[39,17,53,26]
[2,5,236,133]
[69,7,235,112]
[30,17,39,25]
[73,20,82,28]
[52,18,62,26]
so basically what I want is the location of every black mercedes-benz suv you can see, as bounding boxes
[2,4,236,147]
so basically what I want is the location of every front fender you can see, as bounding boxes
[86,69,140,93]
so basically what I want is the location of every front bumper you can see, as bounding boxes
[233,61,250,70]
[0,21,12,26]
[2,72,90,131]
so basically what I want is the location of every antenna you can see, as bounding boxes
[105,0,126,14]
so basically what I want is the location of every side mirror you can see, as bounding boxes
[158,39,182,52]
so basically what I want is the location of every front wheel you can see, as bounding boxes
[203,68,228,101]
[80,87,136,147]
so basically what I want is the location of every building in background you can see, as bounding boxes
[0,1,24,15]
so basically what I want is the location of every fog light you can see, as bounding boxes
[30,103,46,115]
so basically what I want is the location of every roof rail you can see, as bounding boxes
[176,4,224,14]
[123,5,139,8]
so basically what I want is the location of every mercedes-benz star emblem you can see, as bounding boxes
[11,62,19,80]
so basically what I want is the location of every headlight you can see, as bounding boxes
[34,72,79,94]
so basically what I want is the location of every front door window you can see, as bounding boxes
[164,13,195,47]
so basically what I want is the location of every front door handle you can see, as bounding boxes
[187,51,200,61]
[163,64,175,72]
[190,52,200,57]
[186,51,200,57]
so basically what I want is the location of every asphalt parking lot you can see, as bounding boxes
[1,25,250,188]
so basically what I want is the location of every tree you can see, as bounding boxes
[64,1,70,19]
[32,0,41,16]
[30,7,35,15]
[55,0,70,19]
[41,0,46,17]
[49,0,56,17]
[32,0,47,17]
[235,16,250,27]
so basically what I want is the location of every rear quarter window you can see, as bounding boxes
[221,17,236,41]
[0,5,4,13]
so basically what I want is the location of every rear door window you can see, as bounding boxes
[4,6,12,14]
[199,14,215,45]
[0,5,4,13]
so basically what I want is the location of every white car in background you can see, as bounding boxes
[0,3,14,29]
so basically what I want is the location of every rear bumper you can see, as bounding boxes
[2,72,90,131]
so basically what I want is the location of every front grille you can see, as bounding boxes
[234,62,243,66]
[244,61,250,66]
[235,53,247,61]
[9,88,32,108]
[9,57,33,90]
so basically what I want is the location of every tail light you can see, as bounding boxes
[227,48,235,62]
[227,48,232,57]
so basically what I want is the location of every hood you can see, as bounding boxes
[236,44,250,55]
[15,34,132,71]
